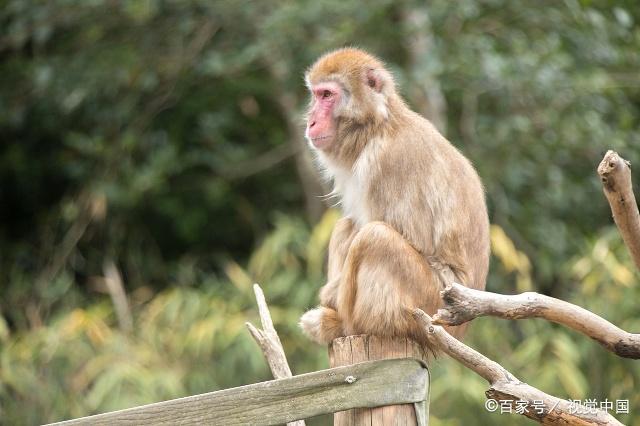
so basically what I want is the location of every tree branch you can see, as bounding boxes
[103,260,133,334]
[597,150,640,270]
[401,5,448,134]
[219,143,299,180]
[245,283,305,426]
[262,53,326,222]
[413,309,623,425]
[432,283,640,359]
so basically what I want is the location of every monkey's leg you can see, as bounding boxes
[300,218,356,344]
[337,221,448,342]
[320,217,356,308]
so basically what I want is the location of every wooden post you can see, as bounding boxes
[329,335,428,426]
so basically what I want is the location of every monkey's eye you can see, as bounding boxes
[321,90,332,99]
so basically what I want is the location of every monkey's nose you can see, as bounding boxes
[309,120,316,128]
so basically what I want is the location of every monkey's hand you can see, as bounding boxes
[299,306,344,344]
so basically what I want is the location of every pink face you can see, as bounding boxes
[306,81,342,149]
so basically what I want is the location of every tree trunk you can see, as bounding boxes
[329,335,428,426]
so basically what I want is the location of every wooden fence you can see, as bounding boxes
[48,358,430,426]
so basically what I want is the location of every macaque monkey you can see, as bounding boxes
[299,48,490,346]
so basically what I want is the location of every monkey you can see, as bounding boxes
[299,48,490,347]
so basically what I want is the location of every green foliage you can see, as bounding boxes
[0,213,332,424]
[1,0,640,425]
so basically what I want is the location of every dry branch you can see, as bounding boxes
[432,283,640,359]
[103,260,133,334]
[597,150,640,270]
[413,309,623,425]
[245,283,305,426]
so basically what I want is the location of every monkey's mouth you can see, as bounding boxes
[311,135,333,149]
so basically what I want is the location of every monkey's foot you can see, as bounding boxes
[299,306,344,344]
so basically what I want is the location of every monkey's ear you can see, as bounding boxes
[365,68,384,93]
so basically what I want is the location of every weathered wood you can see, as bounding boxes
[597,150,640,270]
[48,358,429,426]
[246,283,293,379]
[245,283,304,426]
[329,335,429,426]
[432,282,640,359]
[413,309,623,425]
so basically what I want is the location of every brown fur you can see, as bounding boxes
[300,48,490,347]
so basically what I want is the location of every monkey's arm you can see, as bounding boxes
[320,217,357,308]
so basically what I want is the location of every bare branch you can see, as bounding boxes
[597,150,640,270]
[245,283,305,426]
[432,283,640,359]
[246,283,292,378]
[262,52,327,222]
[36,192,103,291]
[133,20,219,132]
[30,192,106,328]
[103,260,133,334]
[219,143,299,180]
[413,309,623,425]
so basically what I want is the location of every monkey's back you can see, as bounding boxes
[366,113,490,291]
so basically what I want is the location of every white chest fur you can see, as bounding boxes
[315,141,379,227]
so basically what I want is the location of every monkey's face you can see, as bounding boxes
[305,80,342,150]
[305,48,398,157]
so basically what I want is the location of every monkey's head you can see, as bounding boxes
[304,48,397,153]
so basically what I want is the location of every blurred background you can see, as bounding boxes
[1,0,639,425]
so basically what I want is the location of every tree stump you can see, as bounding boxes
[329,335,428,426]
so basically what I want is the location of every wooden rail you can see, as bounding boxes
[48,358,430,426]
